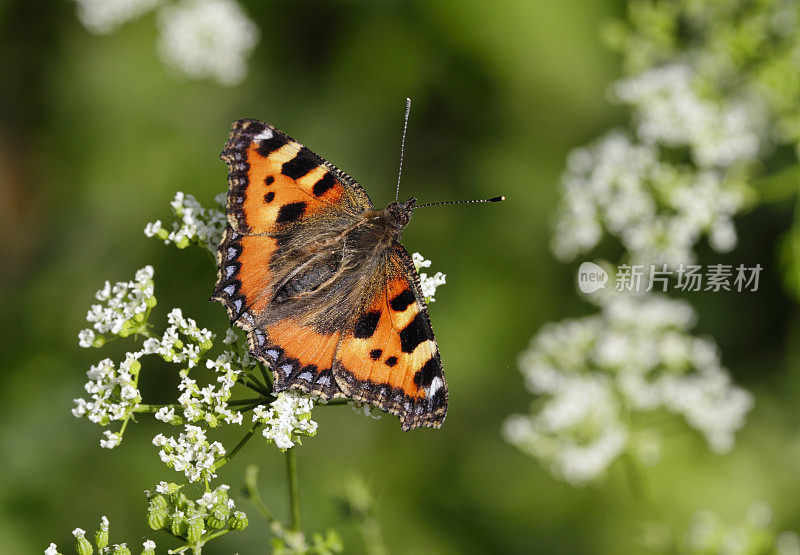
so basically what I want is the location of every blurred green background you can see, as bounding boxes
[2,1,800,553]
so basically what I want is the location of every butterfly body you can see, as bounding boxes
[212,119,446,430]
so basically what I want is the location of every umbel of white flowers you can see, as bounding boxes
[72,0,259,85]
[504,288,753,486]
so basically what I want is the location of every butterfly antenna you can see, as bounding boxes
[395,97,412,203]
[416,196,506,208]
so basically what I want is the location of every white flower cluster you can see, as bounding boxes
[78,266,155,346]
[157,352,245,426]
[157,0,259,86]
[552,132,746,266]
[253,391,318,450]
[142,308,214,368]
[153,424,225,482]
[412,252,447,302]
[72,353,143,445]
[615,64,768,168]
[685,503,800,555]
[196,483,233,510]
[72,0,259,85]
[145,192,227,252]
[72,0,162,34]
[503,289,753,485]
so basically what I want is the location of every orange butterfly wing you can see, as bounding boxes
[212,119,372,399]
[333,244,447,430]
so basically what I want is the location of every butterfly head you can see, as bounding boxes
[385,198,417,230]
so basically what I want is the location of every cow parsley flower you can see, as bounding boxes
[79,266,156,342]
[152,424,225,482]
[684,503,800,554]
[412,252,446,302]
[615,64,768,168]
[141,308,214,367]
[72,0,162,34]
[253,391,318,451]
[145,192,227,252]
[551,132,747,266]
[156,0,259,85]
[504,288,753,484]
[72,353,143,444]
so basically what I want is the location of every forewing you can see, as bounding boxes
[212,118,373,399]
[220,118,373,234]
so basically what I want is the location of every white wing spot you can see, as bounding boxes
[429,376,443,397]
[254,128,274,142]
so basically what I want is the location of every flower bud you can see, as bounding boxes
[147,509,168,531]
[110,544,131,555]
[91,336,107,348]
[185,516,205,543]
[74,535,93,555]
[149,494,169,511]
[176,236,190,249]
[146,296,157,309]
[169,514,186,537]
[204,413,219,427]
[173,492,191,511]
[94,527,108,550]
[229,511,248,531]
[127,360,142,374]
[140,540,156,555]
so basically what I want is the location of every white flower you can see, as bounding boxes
[78,329,95,348]
[196,484,231,509]
[155,481,179,494]
[253,391,318,450]
[156,0,259,86]
[72,0,162,34]
[503,374,628,485]
[614,64,768,168]
[155,406,176,423]
[71,528,86,539]
[146,192,228,251]
[153,424,225,482]
[551,132,747,267]
[505,288,753,484]
[73,353,143,444]
[44,544,58,555]
[412,252,446,302]
[143,540,157,550]
[223,328,238,344]
[100,431,121,449]
[143,308,214,367]
[83,266,155,337]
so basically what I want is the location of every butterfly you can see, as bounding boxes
[211,115,501,430]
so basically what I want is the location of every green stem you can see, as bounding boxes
[286,448,301,532]
[241,375,269,395]
[199,528,230,544]
[244,465,277,524]
[134,403,180,413]
[213,424,263,471]
[260,365,273,389]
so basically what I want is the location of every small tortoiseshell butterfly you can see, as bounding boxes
[212,109,502,430]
